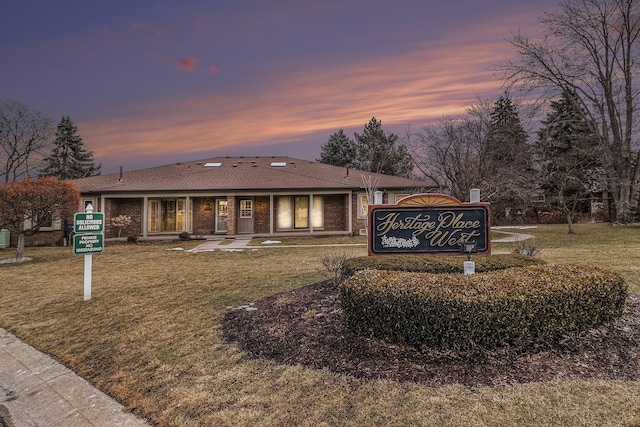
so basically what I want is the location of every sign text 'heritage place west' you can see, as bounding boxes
[368,194,490,256]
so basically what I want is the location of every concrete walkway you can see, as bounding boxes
[0,328,150,427]
[491,226,536,243]
[188,236,253,251]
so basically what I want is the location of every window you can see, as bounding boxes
[294,196,309,229]
[357,193,369,219]
[240,200,253,218]
[82,199,96,212]
[148,198,188,232]
[276,195,324,230]
[277,197,293,229]
[24,211,61,231]
[311,196,324,229]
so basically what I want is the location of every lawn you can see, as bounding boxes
[0,223,639,426]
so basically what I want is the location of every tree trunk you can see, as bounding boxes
[566,210,575,234]
[15,233,25,260]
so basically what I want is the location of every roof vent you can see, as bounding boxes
[204,162,222,167]
[270,162,287,167]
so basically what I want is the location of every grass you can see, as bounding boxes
[0,223,639,426]
[492,223,640,294]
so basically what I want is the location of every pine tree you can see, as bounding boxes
[352,117,413,177]
[317,129,355,167]
[537,89,602,233]
[482,94,535,219]
[485,95,529,167]
[41,116,101,179]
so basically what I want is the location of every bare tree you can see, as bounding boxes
[410,116,484,201]
[0,100,54,183]
[499,0,640,222]
[409,96,538,217]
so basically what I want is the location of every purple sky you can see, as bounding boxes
[2,0,558,174]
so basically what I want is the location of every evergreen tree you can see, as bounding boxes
[537,89,602,233]
[41,116,101,179]
[352,117,413,177]
[484,95,530,167]
[317,129,355,167]
[482,94,535,219]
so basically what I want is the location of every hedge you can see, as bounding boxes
[339,265,627,349]
[342,254,545,277]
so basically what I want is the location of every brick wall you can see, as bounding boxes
[8,211,76,247]
[254,196,270,234]
[192,197,217,235]
[323,194,347,231]
[104,198,143,238]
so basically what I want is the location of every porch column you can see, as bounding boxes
[185,196,191,233]
[142,197,148,238]
[348,192,353,235]
[269,194,274,235]
[309,193,314,233]
[226,195,236,236]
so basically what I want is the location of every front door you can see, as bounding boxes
[215,199,228,233]
[237,198,254,233]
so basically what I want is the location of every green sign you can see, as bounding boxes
[73,233,104,255]
[74,212,104,233]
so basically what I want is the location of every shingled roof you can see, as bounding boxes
[73,156,434,193]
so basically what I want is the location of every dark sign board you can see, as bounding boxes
[368,204,490,255]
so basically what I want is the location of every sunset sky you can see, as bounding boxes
[2,0,559,174]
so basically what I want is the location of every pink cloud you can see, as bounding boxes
[177,57,197,71]
[83,11,548,169]
[196,18,206,29]
[208,65,220,74]
[131,22,146,31]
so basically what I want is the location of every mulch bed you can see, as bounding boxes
[222,281,640,387]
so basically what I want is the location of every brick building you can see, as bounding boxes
[70,156,434,240]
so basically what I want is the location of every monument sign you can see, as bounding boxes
[368,194,490,256]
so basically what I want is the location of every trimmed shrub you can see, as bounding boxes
[342,254,545,277]
[339,265,627,349]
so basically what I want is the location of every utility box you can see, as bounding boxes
[0,229,9,248]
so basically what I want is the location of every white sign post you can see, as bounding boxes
[73,204,104,301]
[84,250,92,301]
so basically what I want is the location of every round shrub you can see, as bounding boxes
[342,254,545,277]
[339,265,627,349]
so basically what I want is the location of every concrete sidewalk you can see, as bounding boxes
[0,328,150,427]
[491,226,536,243]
